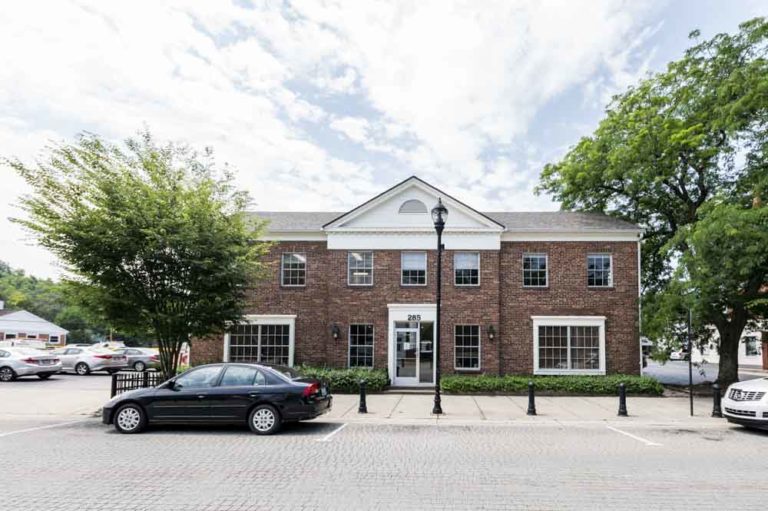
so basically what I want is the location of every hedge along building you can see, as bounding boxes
[193,176,643,386]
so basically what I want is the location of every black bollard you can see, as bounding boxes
[527,381,537,416]
[358,379,368,414]
[711,383,722,418]
[618,383,628,417]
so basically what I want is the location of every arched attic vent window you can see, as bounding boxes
[399,199,428,214]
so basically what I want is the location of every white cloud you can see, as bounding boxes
[329,116,370,144]
[0,0,748,278]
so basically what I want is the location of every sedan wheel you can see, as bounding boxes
[75,362,90,376]
[248,405,281,435]
[134,361,146,372]
[0,367,16,382]
[114,404,147,434]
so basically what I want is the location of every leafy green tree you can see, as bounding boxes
[538,18,768,386]
[9,131,269,379]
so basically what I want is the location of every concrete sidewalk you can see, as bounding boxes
[323,393,726,427]
[0,374,729,428]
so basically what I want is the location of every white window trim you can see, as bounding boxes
[347,251,374,287]
[532,316,606,375]
[223,314,296,367]
[348,324,375,368]
[281,252,307,287]
[453,324,482,371]
[454,251,480,287]
[401,251,428,286]
[522,253,548,288]
[587,253,613,288]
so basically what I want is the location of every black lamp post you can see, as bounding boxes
[431,198,448,415]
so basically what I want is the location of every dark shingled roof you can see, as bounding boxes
[249,211,640,232]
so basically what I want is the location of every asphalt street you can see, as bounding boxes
[643,360,766,385]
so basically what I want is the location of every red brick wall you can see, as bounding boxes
[193,240,639,375]
[499,241,639,375]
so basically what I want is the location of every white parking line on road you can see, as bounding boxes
[606,425,662,446]
[317,422,348,442]
[0,419,89,439]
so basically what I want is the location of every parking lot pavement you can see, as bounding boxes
[1,415,766,510]
[0,372,110,417]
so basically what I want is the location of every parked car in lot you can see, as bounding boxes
[53,346,128,375]
[0,348,62,381]
[102,363,332,435]
[722,378,768,430]
[669,350,689,361]
[112,347,159,372]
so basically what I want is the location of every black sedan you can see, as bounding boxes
[102,363,332,435]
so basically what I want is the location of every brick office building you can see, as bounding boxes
[193,176,642,385]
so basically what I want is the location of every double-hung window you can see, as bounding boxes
[454,252,479,286]
[533,317,605,374]
[401,252,427,286]
[348,251,373,286]
[454,325,481,370]
[522,253,547,287]
[349,324,374,368]
[281,253,306,287]
[587,254,612,287]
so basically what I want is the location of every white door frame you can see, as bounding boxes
[387,304,436,387]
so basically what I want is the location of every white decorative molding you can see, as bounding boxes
[502,231,641,242]
[327,232,501,250]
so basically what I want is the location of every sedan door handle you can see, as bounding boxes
[248,392,260,397]
[197,395,206,399]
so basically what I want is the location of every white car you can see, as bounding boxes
[669,350,689,361]
[53,346,128,375]
[0,347,63,381]
[722,378,768,430]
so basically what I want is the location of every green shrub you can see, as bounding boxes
[440,374,663,396]
[295,365,389,393]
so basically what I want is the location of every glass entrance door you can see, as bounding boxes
[395,328,419,385]
[393,321,435,386]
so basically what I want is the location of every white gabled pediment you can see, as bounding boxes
[323,176,504,233]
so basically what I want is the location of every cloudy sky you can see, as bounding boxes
[0,0,764,279]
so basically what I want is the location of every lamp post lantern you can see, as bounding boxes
[431,198,448,415]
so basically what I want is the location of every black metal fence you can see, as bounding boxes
[110,371,165,398]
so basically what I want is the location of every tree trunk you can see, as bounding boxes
[716,315,748,388]
[157,335,185,382]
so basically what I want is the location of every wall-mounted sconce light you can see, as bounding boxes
[487,325,496,342]
[332,324,341,341]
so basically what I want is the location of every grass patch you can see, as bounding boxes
[295,365,389,393]
[440,374,663,396]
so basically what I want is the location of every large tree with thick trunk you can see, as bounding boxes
[538,18,768,387]
[9,130,269,380]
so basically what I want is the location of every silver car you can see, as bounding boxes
[112,347,159,372]
[0,348,62,381]
[54,346,128,375]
